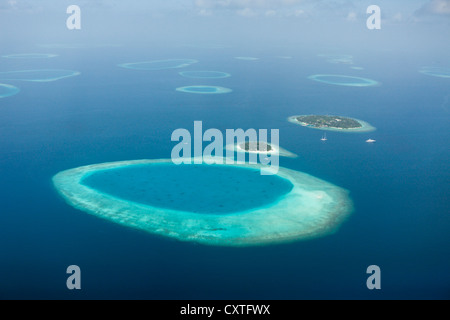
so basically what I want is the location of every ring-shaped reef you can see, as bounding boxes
[308,74,379,87]
[419,67,450,78]
[179,71,231,79]
[0,83,20,98]
[53,158,352,247]
[176,85,232,94]
[0,69,80,82]
[118,59,198,71]
[225,141,298,158]
[2,53,58,59]
[288,115,376,133]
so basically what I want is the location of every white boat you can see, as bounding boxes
[366,139,376,143]
[321,133,327,141]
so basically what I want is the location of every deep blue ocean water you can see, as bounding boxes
[0,44,449,299]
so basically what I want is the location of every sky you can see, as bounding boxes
[1,0,449,19]
[0,0,449,52]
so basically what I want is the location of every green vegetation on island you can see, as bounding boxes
[295,115,362,129]
[240,141,273,152]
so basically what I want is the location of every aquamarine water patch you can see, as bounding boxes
[52,158,353,247]
[0,69,80,82]
[176,86,232,94]
[0,83,20,98]
[2,53,58,59]
[308,74,379,87]
[118,59,198,71]
[179,71,231,79]
[419,67,450,78]
[81,163,293,214]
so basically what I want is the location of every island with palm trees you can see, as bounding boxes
[288,115,375,132]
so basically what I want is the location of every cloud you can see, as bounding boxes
[265,9,277,17]
[237,7,257,17]
[392,13,403,22]
[346,11,357,21]
[416,0,450,16]
[0,0,26,11]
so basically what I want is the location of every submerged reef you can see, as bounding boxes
[419,67,450,78]
[0,83,20,98]
[118,59,198,71]
[0,69,80,82]
[2,53,58,59]
[176,86,232,94]
[235,57,259,61]
[308,74,379,87]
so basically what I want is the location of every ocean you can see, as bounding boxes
[0,43,449,299]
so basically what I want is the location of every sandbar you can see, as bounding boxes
[225,141,298,158]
